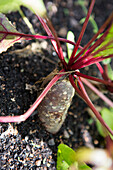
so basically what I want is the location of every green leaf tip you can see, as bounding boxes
[92,23,113,58]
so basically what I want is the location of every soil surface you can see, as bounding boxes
[0,0,113,169]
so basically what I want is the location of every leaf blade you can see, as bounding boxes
[57,144,77,170]
[92,23,113,58]
[0,13,21,53]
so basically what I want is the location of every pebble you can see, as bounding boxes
[63,129,70,139]
[68,129,74,135]
[47,163,51,167]
[25,136,29,142]
[35,159,41,166]
[70,18,79,28]
[58,27,67,36]
[48,138,55,146]
[40,41,48,49]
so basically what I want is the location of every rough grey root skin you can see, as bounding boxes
[38,79,75,134]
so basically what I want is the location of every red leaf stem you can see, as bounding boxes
[0,70,65,123]
[70,28,109,70]
[81,77,113,108]
[68,12,113,66]
[37,15,59,54]
[68,0,95,64]
[36,15,67,68]
[58,38,83,49]
[45,18,67,69]
[77,77,113,136]
[69,74,85,99]
[74,54,113,70]
[103,65,110,81]
[0,30,51,40]
[0,31,83,49]
[74,71,113,87]
[70,75,113,136]
[96,62,104,74]
[96,63,113,93]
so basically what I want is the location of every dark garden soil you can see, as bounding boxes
[0,0,113,169]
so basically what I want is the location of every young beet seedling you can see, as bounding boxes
[0,0,113,135]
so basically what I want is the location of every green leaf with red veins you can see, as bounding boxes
[92,23,113,58]
[0,13,20,53]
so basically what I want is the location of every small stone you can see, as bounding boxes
[68,129,74,135]
[58,27,67,36]
[40,41,48,49]
[63,129,70,139]
[48,138,55,146]
[47,163,51,167]
[29,153,33,158]
[35,159,41,166]
[43,157,46,164]
[70,18,79,28]
[26,145,30,151]
[20,69,24,72]
[11,98,15,102]
[25,136,29,142]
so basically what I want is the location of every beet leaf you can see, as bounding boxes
[0,0,46,17]
[92,23,113,58]
[0,13,21,53]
